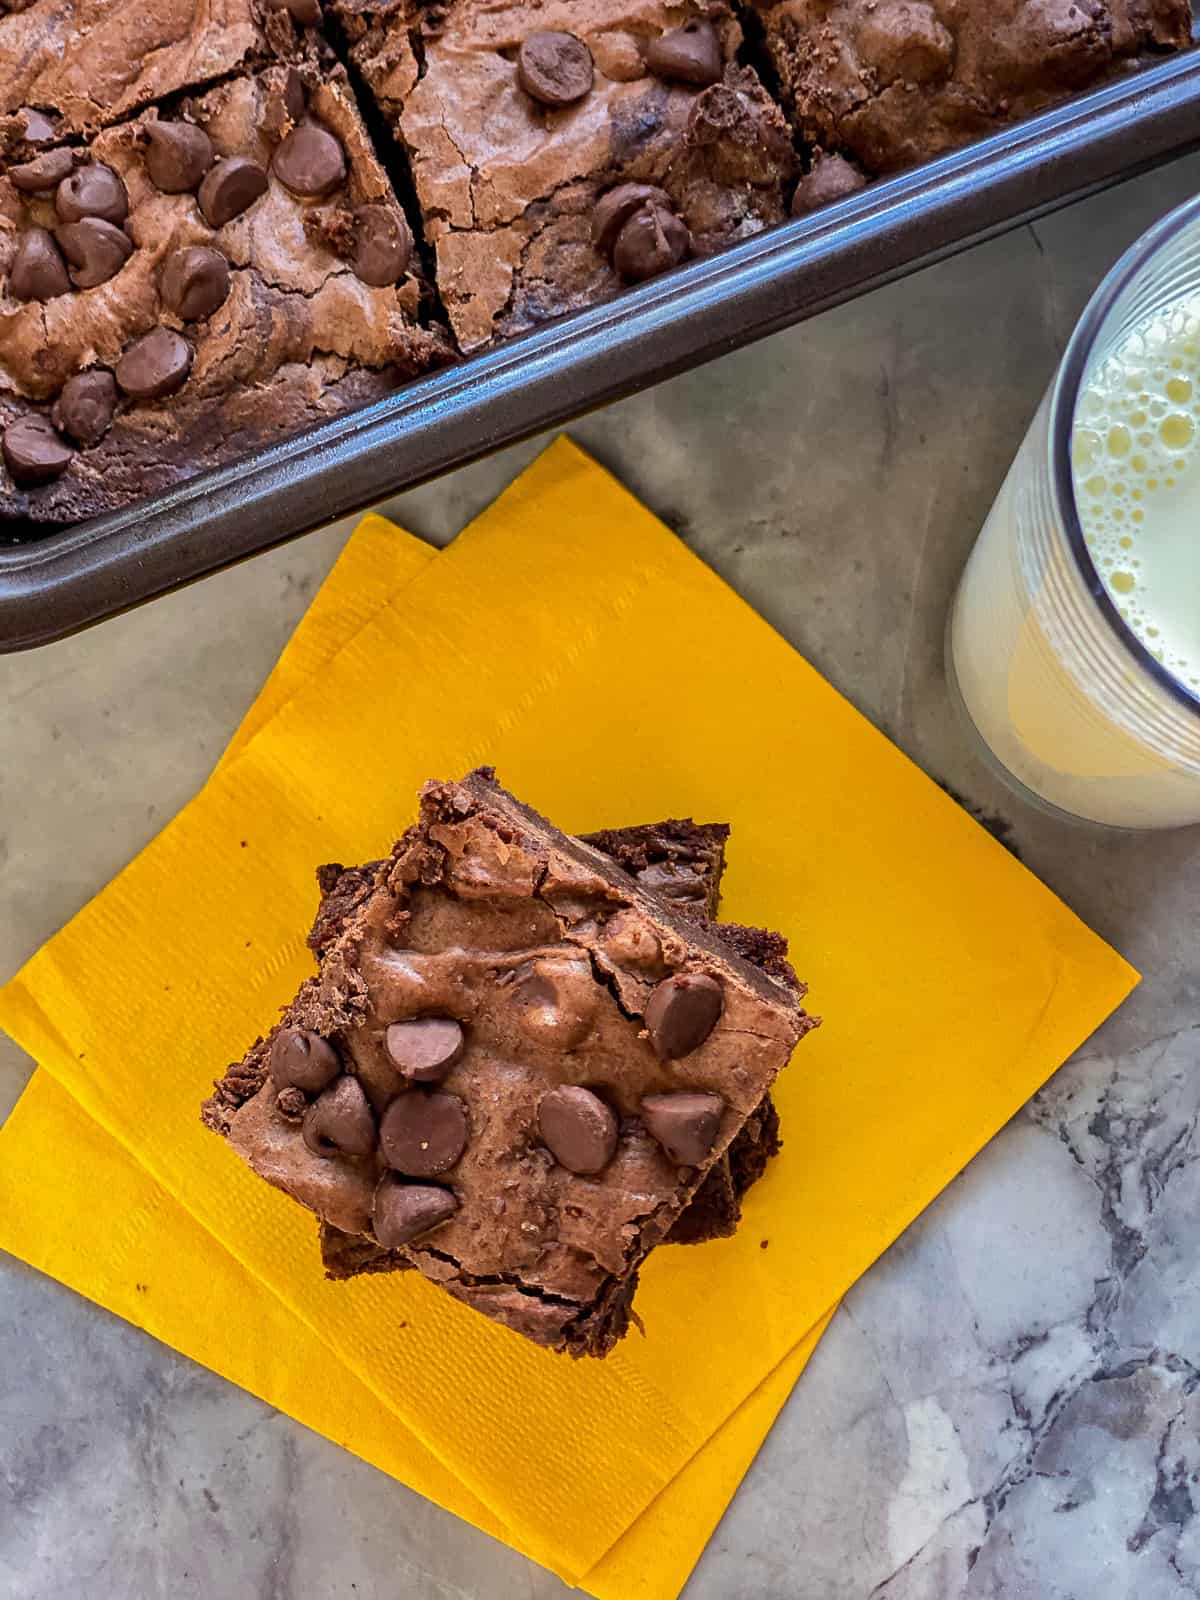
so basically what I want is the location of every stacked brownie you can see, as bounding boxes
[3,0,1193,523]
[203,771,818,1355]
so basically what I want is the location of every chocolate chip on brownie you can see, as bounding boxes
[197,155,269,227]
[52,371,118,446]
[352,204,413,286]
[270,1028,341,1093]
[9,147,74,192]
[380,1091,469,1176]
[384,1019,465,1083]
[272,122,347,197]
[517,31,595,106]
[55,218,133,288]
[538,1085,619,1175]
[302,1075,377,1157]
[644,973,723,1059]
[791,151,867,216]
[646,20,723,87]
[160,245,231,321]
[373,1175,458,1247]
[8,228,70,301]
[55,163,129,225]
[592,184,674,257]
[115,328,193,400]
[641,1091,725,1166]
[143,122,214,193]
[3,416,74,485]
[611,201,691,283]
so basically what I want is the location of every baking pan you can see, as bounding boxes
[5,47,1200,652]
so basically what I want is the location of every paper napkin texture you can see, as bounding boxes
[0,439,1137,1587]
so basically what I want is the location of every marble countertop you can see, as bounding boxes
[4,154,1200,1600]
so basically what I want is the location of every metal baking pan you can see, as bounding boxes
[5,47,1200,652]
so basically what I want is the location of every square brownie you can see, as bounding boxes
[750,0,1193,179]
[0,0,309,141]
[0,53,452,524]
[334,0,795,350]
[311,816,788,1276]
[203,770,816,1355]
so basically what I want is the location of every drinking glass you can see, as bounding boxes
[947,194,1200,828]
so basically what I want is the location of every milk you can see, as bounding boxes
[949,295,1200,829]
[1072,297,1200,693]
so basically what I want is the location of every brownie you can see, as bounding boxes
[203,770,816,1355]
[307,816,731,956]
[0,54,452,525]
[334,0,795,351]
[749,0,1193,179]
[312,818,789,1275]
[580,818,729,919]
[0,0,309,141]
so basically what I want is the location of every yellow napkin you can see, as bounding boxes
[0,439,1136,1589]
[0,509,823,1600]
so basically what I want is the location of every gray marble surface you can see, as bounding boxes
[4,155,1200,1600]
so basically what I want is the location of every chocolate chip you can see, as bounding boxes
[51,370,117,446]
[380,1091,468,1177]
[276,1086,308,1123]
[160,244,230,320]
[517,31,594,107]
[641,1091,724,1166]
[284,69,307,124]
[2,416,74,486]
[384,1018,464,1083]
[272,123,347,198]
[16,107,57,144]
[55,217,133,288]
[373,1175,458,1247]
[352,204,412,286]
[144,122,214,194]
[197,156,268,228]
[8,228,70,301]
[270,1027,341,1092]
[645,20,723,87]
[510,960,597,1049]
[9,147,74,192]
[592,183,673,257]
[266,0,322,23]
[302,1075,377,1158]
[790,151,867,216]
[612,203,690,283]
[55,163,129,225]
[538,1085,618,1175]
[643,973,723,1058]
[115,327,192,400]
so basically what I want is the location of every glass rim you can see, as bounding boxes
[1049,190,1200,723]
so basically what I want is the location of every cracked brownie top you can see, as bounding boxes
[203,769,816,1356]
[336,0,795,350]
[749,0,1193,175]
[0,54,451,523]
[0,0,309,139]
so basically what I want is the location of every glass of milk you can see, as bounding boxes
[948,194,1200,828]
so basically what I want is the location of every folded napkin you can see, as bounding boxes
[0,438,1137,1593]
[0,508,827,1599]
